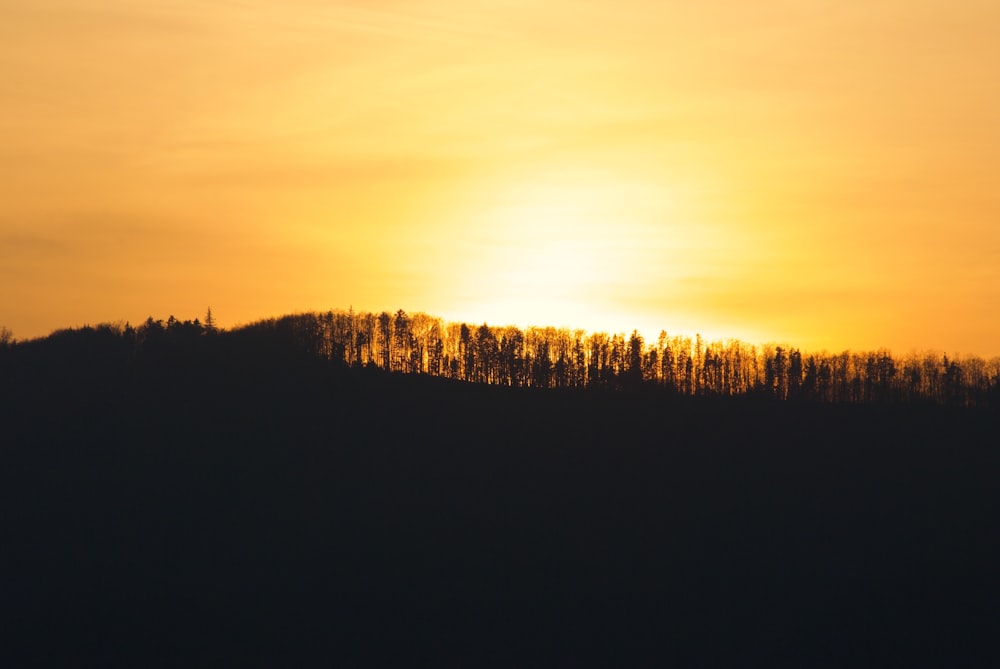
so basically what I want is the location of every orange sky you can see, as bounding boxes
[2,0,999,355]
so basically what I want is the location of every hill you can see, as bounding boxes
[2,318,999,666]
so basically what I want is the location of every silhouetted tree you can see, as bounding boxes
[377,312,392,371]
[627,330,644,388]
[787,349,803,399]
[393,309,411,372]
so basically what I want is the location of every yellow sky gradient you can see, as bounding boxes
[3,0,999,354]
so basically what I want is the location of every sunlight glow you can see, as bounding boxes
[437,166,694,333]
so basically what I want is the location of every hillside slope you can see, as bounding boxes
[3,348,999,666]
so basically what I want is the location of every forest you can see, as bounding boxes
[5,307,998,407]
[3,309,999,666]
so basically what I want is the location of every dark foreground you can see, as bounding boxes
[3,361,999,667]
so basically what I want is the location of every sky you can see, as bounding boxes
[2,0,999,355]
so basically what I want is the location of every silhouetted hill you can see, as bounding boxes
[2,317,999,666]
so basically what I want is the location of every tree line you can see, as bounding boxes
[5,308,997,408]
